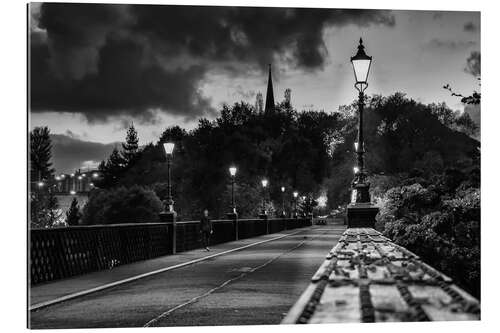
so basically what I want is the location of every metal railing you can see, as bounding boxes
[30,217,311,285]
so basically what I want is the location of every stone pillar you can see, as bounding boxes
[159,211,177,254]
[346,203,378,228]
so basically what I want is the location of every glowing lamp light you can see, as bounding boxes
[60,174,66,179]
[293,191,298,198]
[70,173,75,177]
[317,195,328,208]
[90,182,94,187]
[229,166,237,177]
[354,166,360,174]
[301,196,306,201]
[163,142,175,155]
[78,176,82,180]
[281,186,285,192]
[92,173,99,178]
[81,174,86,177]
[351,38,372,85]
[261,179,268,188]
[55,176,61,181]
[37,182,44,187]
[354,142,359,151]
[70,190,76,195]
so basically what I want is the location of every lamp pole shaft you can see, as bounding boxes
[357,90,365,171]
[167,156,172,211]
[231,177,235,211]
[282,193,285,214]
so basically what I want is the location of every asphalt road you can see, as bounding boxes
[29,225,345,328]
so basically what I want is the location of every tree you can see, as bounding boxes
[30,126,54,181]
[122,123,140,166]
[97,147,126,189]
[30,126,57,228]
[82,186,163,225]
[66,197,81,226]
[31,189,63,228]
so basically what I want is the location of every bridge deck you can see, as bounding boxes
[282,228,480,324]
[29,224,345,328]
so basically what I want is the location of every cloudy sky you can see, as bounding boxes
[29,3,480,172]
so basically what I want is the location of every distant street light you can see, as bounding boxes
[228,166,238,218]
[161,142,176,220]
[92,172,99,178]
[37,181,44,188]
[260,178,268,217]
[280,186,286,217]
[293,191,298,218]
[70,190,76,195]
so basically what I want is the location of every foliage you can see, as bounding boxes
[377,167,480,298]
[96,147,126,189]
[30,189,64,228]
[30,126,55,181]
[121,123,140,165]
[82,186,163,225]
[114,101,344,219]
[66,197,81,226]
[326,92,478,208]
[30,126,61,228]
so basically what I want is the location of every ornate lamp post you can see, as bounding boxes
[159,142,177,222]
[293,191,298,218]
[227,166,238,219]
[346,38,379,228]
[260,179,268,218]
[280,186,286,217]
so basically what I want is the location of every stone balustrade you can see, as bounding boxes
[282,228,480,324]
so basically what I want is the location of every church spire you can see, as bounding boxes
[264,64,275,113]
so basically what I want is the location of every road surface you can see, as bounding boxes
[30,224,345,328]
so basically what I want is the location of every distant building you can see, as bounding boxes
[52,169,100,194]
[264,64,275,113]
[284,88,291,107]
[255,92,263,113]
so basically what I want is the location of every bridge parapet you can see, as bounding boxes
[282,227,480,324]
[30,217,311,285]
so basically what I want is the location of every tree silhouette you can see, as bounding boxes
[30,126,55,181]
[121,123,139,165]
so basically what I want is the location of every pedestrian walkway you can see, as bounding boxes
[30,225,342,310]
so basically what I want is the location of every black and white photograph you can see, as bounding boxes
[25,0,484,329]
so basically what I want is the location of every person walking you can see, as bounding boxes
[200,209,213,251]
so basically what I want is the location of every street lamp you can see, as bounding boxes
[260,179,268,218]
[227,166,238,218]
[346,38,379,228]
[350,37,373,204]
[160,142,176,222]
[293,191,298,218]
[280,186,286,217]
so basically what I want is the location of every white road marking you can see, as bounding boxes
[143,231,327,327]
[30,228,317,311]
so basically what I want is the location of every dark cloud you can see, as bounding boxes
[422,38,477,51]
[465,51,480,77]
[30,3,395,122]
[50,134,119,173]
[464,21,478,33]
